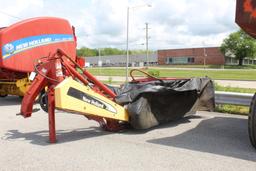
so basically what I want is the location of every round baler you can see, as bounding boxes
[0,17,78,97]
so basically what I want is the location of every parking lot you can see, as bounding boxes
[0,96,255,170]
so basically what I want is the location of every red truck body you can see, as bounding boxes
[236,0,256,38]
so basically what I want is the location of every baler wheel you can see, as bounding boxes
[249,93,256,149]
[39,92,48,113]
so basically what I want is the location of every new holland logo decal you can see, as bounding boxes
[2,34,74,60]
[67,87,117,114]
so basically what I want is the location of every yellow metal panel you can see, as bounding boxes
[0,77,30,96]
[54,77,129,122]
[16,77,30,94]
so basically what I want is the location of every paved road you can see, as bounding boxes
[95,76,256,89]
[0,96,256,170]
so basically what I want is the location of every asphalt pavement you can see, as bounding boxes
[0,96,256,170]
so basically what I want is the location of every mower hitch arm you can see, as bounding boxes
[20,72,48,117]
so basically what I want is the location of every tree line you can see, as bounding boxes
[77,30,256,66]
[220,29,256,66]
[76,47,154,57]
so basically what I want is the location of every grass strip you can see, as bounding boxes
[87,68,256,81]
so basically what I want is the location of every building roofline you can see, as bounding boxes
[157,46,220,52]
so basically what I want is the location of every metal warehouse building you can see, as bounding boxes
[85,53,157,67]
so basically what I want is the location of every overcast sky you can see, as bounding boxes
[0,0,238,50]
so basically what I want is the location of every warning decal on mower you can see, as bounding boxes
[67,87,117,114]
[2,34,74,60]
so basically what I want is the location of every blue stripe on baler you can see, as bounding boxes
[2,34,74,60]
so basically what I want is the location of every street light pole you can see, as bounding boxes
[125,4,151,82]
[145,22,149,67]
[203,41,207,69]
[126,7,130,82]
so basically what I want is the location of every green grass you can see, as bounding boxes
[87,67,256,80]
[214,83,256,93]
[215,104,249,115]
[132,64,256,69]
[224,65,256,69]
[214,84,253,115]
[102,81,122,85]
[157,65,224,69]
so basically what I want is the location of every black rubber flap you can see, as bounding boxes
[109,77,215,129]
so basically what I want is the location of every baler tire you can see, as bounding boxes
[249,93,256,149]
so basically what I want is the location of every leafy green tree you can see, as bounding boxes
[76,47,155,57]
[76,47,98,57]
[100,48,125,56]
[130,49,154,55]
[220,30,256,66]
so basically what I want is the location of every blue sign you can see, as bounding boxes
[2,34,74,60]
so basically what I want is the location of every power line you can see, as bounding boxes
[0,10,22,20]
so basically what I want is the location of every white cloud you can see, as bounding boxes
[0,0,44,25]
[0,0,239,50]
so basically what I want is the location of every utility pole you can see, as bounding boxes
[98,48,102,75]
[203,42,207,69]
[203,47,207,69]
[98,48,101,67]
[145,22,149,67]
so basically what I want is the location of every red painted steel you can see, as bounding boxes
[57,48,116,98]
[20,73,48,117]
[82,70,116,99]
[76,57,85,68]
[0,17,76,72]
[48,87,56,143]
[129,69,185,83]
[62,60,89,85]
[21,49,118,143]
[236,0,256,38]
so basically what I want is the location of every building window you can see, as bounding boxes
[188,57,194,63]
[168,58,173,64]
[166,57,194,64]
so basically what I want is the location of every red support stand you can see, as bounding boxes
[20,49,118,143]
[48,87,56,143]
